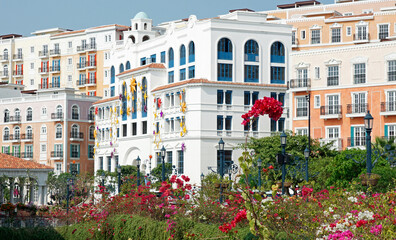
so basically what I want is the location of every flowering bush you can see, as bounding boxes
[0,202,16,212]
[241,96,283,126]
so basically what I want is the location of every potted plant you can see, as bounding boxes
[360,173,381,186]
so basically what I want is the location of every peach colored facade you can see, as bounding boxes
[0,88,99,174]
[263,0,396,149]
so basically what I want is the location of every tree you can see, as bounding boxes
[150,163,173,182]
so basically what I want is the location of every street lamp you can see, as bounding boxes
[364,111,374,174]
[304,147,310,182]
[136,156,141,187]
[101,171,105,188]
[257,157,262,189]
[117,165,121,194]
[161,146,166,181]
[218,138,225,203]
[280,131,287,195]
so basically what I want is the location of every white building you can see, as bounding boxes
[94,10,291,184]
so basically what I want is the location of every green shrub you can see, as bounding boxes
[0,227,63,240]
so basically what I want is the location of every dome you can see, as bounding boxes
[133,12,149,20]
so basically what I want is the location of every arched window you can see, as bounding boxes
[41,106,47,116]
[56,105,63,118]
[41,125,47,134]
[88,107,94,121]
[3,49,8,59]
[131,80,137,119]
[89,126,95,140]
[168,48,174,68]
[14,108,20,121]
[14,126,20,140]
[26,107,33,121]
[71,124,79,138]
[55,124,62,139]
[129,35,136,44]
[4,109,9,123]
[111,66,115,84]
[121,83,127,121]
[126,61,131,70]
[71,105,79,120]
[119,63,124,73]
[142,35,149,42]
[144,23,147,30]
[98,108,102,120]
[217,38,233,60]
[244,40,259,62]
[141,77,147,118]
[26,126,33,139]
[3,127,9,140]
[188,41,195,63]
[180,45,186,65]
[3,65,8,76]
[270,42,285,63]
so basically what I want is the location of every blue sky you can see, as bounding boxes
[0,0,334,36]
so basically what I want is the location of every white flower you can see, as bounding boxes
[347,196,358,203]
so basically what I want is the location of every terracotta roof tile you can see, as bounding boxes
[52,30,85,37]
[152,79,286,92]
[93,96,119,105]
[116,63,166,77]
[0,153,53,169]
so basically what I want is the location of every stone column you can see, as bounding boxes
[38,185,43,205]
[29,182,34,203]
[0,183,3,204]
[9,178,14,204]
[43,186,48,205]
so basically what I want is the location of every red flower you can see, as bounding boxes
[269,165,274,170]
[241,97,283,126]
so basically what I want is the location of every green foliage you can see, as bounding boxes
[0,227,63,240]
[151,163,173,181]
[47,172,72,204]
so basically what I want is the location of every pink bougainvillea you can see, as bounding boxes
[241,97,283,126]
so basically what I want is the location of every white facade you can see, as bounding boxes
[94,11,291,184]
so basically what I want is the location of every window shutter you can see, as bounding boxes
[385,125,388,138]
[95,72,97,83]
[21,64,23,71]
[94,91,96,96]
[47,61,49,68]
[95,54,97,64]
[16,65,18,72]
[77,145,80,158]
[350,126,354,147]
[70,145,73,158]
[88,55,90,63]
[1,147,3,153]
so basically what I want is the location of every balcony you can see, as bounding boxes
[320,105,342,119]
[88,113,95,122]
[85,78,96,86]
[13,70,23,77]
[289,78,311,89]
[39,82,60,89]
[49,49,61,56]
[0,55,8,62]
[21,133,33,141]
[4,115,21,123]
[244,53,259,62]
[353,33,370,43]
[51,112,64,120]
[12,54,23,61]
[292,38,299,48]
[76,79,86,87]
[77,43,96,52]
[86,61,96,69]
[38,51,49,58]
[50,66,60,73]
[380,102,396,116]
[347,137,366,148]
[3,134,20,142]
[38,67,49,74]
[77,62,86,70]
[327,76,339,86]
[70,132,83,141]
[346,103,368,118]
[50,151,63,159]
[218,51,232,60]
[320,138,343,151]
[21,152,33,159]
[0,71,9,79]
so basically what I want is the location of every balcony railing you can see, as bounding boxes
[0,71,9,77]
[347,137,366,147]
[381,136,396,141]
[320,105,342,116]
[88,113,95,121]
[347,103,368,114]
[50,66,60,72]
[331,36,341,43]
[353,33,370,42]
[21,152,33,158]
[50,151,63,158]
[320,138,343,151]
[77,62,86,69]
[76,79,86,86]
[381,102,396,112]
[87,61,96,68]
[49,49,61,55]
[327,76,339,86]
[13,70,23,76]
[289,78,311,88]
[292,38,298,46]
[388,71,396,81]
[86,78,96,85]
[39,82,60,89]
[0,55,9,61]
[21,133,33,140]
[51,112,64,119]
[13,54,23,60]
[3,134,20,141]
[4,115,21,123]
[244,53,259,62]
[38,51,49,57]
[77,43,96,52]
[38,67,49,74]
[70,132,83,139]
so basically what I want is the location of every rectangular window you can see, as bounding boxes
[71,144,79,158]
[301,30,306,40]
[245,65,259,82]
[180,68,186,80]
[327,65,339,86]
[122,124,127,137]
[142,121,147,134]
[115,155,119,168]
[327,127,339,139]
[356,26,368,40]
[296,68,308,87]
[271,67,285,84]
[188,66,195,79]
[217,115,223,130]
[252,117,258,131]
[132,122,137,136]
[353,126,365,147]
[166,151,172,164]
[311,29,321,44]
[30,63,34,69]
[271,92,277,100]
[388,60,396,81]
[296,128,308,136]
[244,91,251,106]
[314,95,320,108]
[379,24,389,40]
[110,86,115,97]
[225,116,232,131]
[278,118,285,132]
[217,150,232,172]
[331,28,341,43]
[217,90,224,104]
[252,92,259,105]
[346,27,352,36]
[178,150,184,174]
[31,46,34,53]
[168,71,174,83]
[41,144,47,153]
[296,97,308,117]
[218,63,232,81]
[68,41,72,48]
[107,156,112,172]
[327,95,340,114]
[351,92,366,113]
[161,51,166,63]
[292,31,296,45]
[88,145,94,159]
[151,54,156,63]
[353,63,366,84]
[140,57,146,66]
[225,90,232,105]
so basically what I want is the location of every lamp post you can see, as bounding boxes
[136,156,141,187]
[218,138,225,203]
[161,146,166,182]
[280,131,287,195]
[117,165,121,194]
[101,171,105,188]
[257,157,262,189]
[364,111,374,174]
[304,147,310,182]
